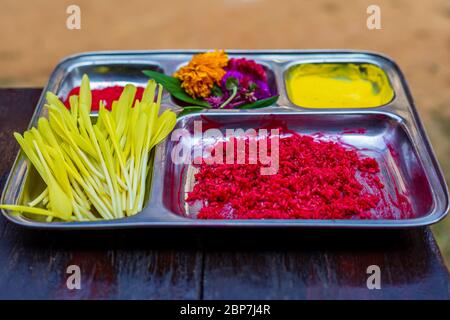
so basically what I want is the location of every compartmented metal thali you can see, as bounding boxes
[1,50,448,229]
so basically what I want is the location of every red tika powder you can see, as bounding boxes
[187,129,411,220]
[63,86,144,111]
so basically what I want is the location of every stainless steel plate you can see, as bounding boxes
[1,50,448,229]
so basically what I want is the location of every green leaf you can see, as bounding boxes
[237,95,279,109]
[142,70,210,108]
[177,106,206,118]
[211,84,223,97]
[248,82,257,91]
[225,77,239,90]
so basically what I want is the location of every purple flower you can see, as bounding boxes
[206,60,274,109]
[205,95,225,109]
[253,80,271,99]
[221,71,244,90]
[226,58,267,82]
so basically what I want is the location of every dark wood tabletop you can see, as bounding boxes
[0,88,448,300]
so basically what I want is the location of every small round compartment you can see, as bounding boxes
[58,63,166,106]
[284,62,395,109]
[170,63,279,108]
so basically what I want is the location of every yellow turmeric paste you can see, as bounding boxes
[286,63,394,108]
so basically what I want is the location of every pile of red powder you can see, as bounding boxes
[63,86,144,111]
[187,130,389,220]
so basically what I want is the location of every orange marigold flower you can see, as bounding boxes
[174,50,228,99]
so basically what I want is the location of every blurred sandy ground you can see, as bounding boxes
[0,0,449,263]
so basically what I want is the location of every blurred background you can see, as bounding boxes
[0,0,449,265]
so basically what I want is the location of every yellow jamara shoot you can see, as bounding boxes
[0,75,176,222]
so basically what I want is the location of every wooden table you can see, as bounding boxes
[0,89,448,300]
